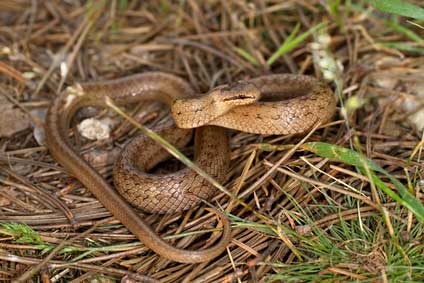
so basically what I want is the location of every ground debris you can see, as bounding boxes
[0,96,31,138]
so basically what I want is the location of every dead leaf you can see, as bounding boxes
[0,102,31,138]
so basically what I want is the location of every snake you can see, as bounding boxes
[44,72,336,263]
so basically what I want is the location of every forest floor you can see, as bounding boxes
[0,1,423,282]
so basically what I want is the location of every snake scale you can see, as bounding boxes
[45,72,336,263]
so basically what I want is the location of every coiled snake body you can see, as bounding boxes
[45,72,336,263]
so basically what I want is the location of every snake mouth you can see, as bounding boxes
[222,94,257,102]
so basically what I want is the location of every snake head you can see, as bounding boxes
[172,81,261,129]
[210,81,261,107]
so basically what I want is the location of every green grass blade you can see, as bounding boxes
[85,0,107,18]
[384,20,423,42]
[303,142,424,222]
[266,22,300,66]
[1,223,43,245]
[368,0,424,20]
[381,42,424,53]
[328,0,342,26]
[233,47,258,65]
[118,0,128,11]
[266,22,327,66]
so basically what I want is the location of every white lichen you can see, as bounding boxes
[77,118,111,140]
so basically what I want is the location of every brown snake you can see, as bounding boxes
[45,72,336,263]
